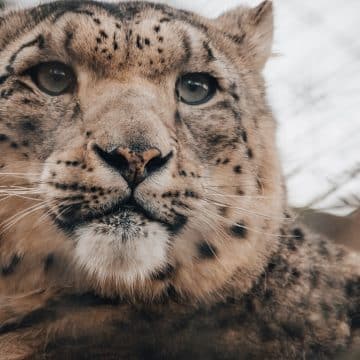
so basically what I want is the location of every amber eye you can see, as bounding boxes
[29,62,76,96]
[176,73,218,105]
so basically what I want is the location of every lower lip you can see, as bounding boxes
[60,201,153,226]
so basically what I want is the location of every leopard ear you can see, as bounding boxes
[215,1,273,69]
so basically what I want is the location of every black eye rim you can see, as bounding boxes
[26,61,76,96]
[176,72,218,106]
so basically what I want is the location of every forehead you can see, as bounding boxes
[1,1,221,79]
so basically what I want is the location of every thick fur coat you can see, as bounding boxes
[0,1,358,358]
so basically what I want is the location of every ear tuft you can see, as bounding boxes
[252,0,273,25]
[215,1,274,69]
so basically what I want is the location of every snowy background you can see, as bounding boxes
[4,0,360,216]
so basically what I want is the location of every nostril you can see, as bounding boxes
[93,143,173,187]
[93,144,128,172]
[145,150,173,175]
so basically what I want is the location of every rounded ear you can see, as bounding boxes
[215,1,273,69]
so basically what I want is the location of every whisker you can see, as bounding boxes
[0,202,50,235]
[0,195,11,203]
[0,172,42,176]
[32,199,64,227]
[200,198,288,221]
[200,205,294,239]
[204,192,274,200]
[0,193,42,202]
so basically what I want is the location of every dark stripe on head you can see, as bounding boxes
[51,9,97,24]
[6,35,45,74]
[203,41,215,62]
[1,1,210,57]
[181,33,192,65]
[225,32,246,45]
[64,31,74,53]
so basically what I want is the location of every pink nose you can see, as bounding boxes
[93,145,173,187]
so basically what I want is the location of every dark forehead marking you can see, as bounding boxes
[33,1,209,37]
[1,1,213,71]
[52,9,96,23]
[182,33,192,65]
[225,32,246,45]
[5,35,44,74]
[203,41,215,62]
[64,31,74,53]
[29,1,88,22]
[29,1,180,24]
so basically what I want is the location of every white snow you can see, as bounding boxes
[5,0,360,215]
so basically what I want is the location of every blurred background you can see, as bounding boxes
[2,0,359,240]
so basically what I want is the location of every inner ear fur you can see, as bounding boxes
[215,1,274,69]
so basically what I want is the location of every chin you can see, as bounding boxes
[73,211,171,285]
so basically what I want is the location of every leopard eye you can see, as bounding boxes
[176,73,217,105]
[29,62,76,96]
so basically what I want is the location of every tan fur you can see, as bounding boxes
[0,1,358,359]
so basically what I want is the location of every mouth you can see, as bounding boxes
[53,197,187,235]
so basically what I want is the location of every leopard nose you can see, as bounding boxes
[93,144,173,187]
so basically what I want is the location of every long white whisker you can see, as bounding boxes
[200,198,287,221]
[0,193,43,202]
[0,202,50,235]
[198,202,295,239]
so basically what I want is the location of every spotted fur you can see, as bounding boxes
[0,1,359,359]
